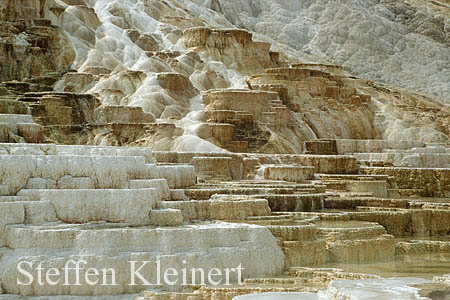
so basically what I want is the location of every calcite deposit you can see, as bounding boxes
[0,0,449,299]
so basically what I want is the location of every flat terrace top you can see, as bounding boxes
[362,166,450,170]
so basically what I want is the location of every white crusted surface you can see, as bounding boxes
[1,223,285,295]
[17,189,159,225]
[320,277,431,299]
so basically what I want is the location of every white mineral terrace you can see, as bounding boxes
[0,0,449,299]
[0,140,448,299]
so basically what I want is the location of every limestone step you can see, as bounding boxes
[315,220,388,239]
[161,198,270,221]
[387,188,425,198]
[0,143,155,163]
[242,277,307,285]
[184,187,295,200]
[198,180,297,187]
[315,174,389,181]
[0,196,30,202]
[261,165,315,182]
[264,223,319,242]
[193,185,319,195]
[0,99,29,114]
[319,178,388,197]
[355,208,450,237]
[0,155,152,195]
[270,106,289,112]
[269,100,284,105]
[5,221,279,249]
[2,223,283,294]
[0,201,57,247]
[5,222,125,249]
[304,139,338,155]
[21,200,58,224]
[155,164,196,189]
[98,105,155,124]
[324,191,375,198]
[358,160,392,167]
[245,154,360,174]
[235,112,254,122]
[321,181,347,191]
[248,194,324,212]
[191,156,234,180]
[286,267,380,282]
[248,214,298,222]
[25,176,94,189]
[201,89,277,116]
[354,152,450,168]
[55,145,154,163]
[226,140,249,153]
[204,110,236,122]
[314,220,395,263]
[409,201,450,210]
[348,210,413,237]
[149,208,183,226]
[197,181,320,191]
[0,202,25,247]
[0,81,31,93]
[385,147,448,153]
[15,122,44,143]
[16,189,159,225]
[396,240,450,255]
[196,122,236,144]
[0,121,42,143]
[345,180,388,198]
[278,219,395,265]
[169,189,188,200]
[129,179,170,200]
[335,139,426,153]
[325,197,409,209]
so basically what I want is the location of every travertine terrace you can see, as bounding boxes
[0,0,449,299]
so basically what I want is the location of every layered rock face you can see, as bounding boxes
[0,0,75,81]
[1,0,449,150]
[0,143,284,296]
[247,67,376,140]
[0,142,448,299]
[0,0,450,299]
[0,136,447,299]
[186,0,450,103]
[184,27,278,73]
